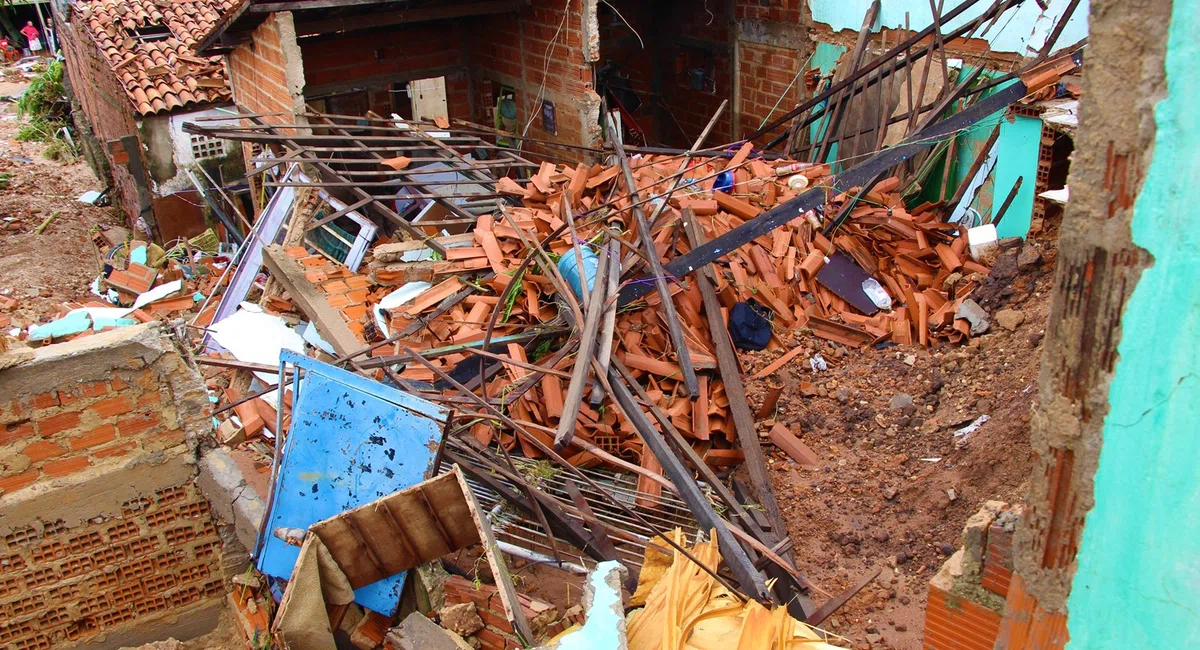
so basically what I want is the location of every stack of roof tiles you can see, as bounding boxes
[74,0,236,115]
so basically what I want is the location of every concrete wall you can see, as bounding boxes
[0,324,227,649]
[991,0,1175,648]
[1062,0,1200,646]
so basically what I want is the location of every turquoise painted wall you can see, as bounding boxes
[809,42,848,166]
[950,104,1041,239]
[808,0,1088,54]
[1065,1,1200,648]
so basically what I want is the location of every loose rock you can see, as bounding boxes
[995,308,1026,331]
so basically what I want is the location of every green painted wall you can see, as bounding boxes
[809,42,847,166]
[950,107,1041,238]
[1065,0,1200,647]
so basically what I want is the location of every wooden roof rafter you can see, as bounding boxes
[182,110,539,256]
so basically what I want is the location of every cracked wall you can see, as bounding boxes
[0,324,228,649]
[993,0,1175,648]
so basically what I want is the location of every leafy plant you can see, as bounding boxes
[16,61,77,161]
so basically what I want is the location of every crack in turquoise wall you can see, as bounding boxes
[1065,0,1200,647]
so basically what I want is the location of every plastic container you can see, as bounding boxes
[861,278,892,310]
[557,246,599,299]
[713,170,735,194]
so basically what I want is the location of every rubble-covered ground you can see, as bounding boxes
[0,74,1061,649]
[742,221,1058,650]
[0,93,125,323]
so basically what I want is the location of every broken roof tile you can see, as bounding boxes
[72,0,235,116]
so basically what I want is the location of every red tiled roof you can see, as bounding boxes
[74,0,237,116]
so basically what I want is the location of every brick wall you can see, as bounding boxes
[0,324,225,649]
[736,41,803,145]
[299,22,471,118]
[922,502,1021,650]
[597,1,734,148]
[468,0,601,159]
[733,0,807,24]
[441,574,569,650]
[58,8,149,228]
[228,12,305,123]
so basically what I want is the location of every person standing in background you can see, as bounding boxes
[20,21,41,56]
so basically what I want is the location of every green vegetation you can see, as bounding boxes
[16,61,77,161]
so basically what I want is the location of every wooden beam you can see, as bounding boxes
[292,0,527,37]
[261,244,363,356]
[251,0,396,13]
[604,113,700,398]
[681,211,788,531]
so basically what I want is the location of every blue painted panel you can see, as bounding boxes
[257,351,449,615]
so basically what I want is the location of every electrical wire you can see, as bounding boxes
[600,0,644,49]
[519,0,573,138]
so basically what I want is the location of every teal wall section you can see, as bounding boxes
[1065,1,1200,647]
[808,42,848,166]
[950,110,1041,238]
[808,0,1088,54]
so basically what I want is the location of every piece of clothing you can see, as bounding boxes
[20,25,38,41]
[728,300,774,351]
[27,38,41,52]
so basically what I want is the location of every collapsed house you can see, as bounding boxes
[55,0,246,242]
[0,1,1104,649]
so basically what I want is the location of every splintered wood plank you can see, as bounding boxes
[693,375,710,441]
[453,465,534,643]
[309,472,478,590]
[261,245,362,356]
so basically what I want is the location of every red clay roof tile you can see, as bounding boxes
[72,0,235,116]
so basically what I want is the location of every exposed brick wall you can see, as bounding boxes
[299,22,471,118]
[980,520,1015,598]
[442,574,568,650]
[58,9,149,228]
[227,12,305,123]
[0,484,225,648]
[468,0,601,159]
[736,41,803,145]
[0,340,200,492]
[733,0,807,24]
[0,324,224,649]
[922,502,1021,650]
[597,1,734,148]
[924,582,1004,650]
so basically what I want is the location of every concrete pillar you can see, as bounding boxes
[994,0,1189,648]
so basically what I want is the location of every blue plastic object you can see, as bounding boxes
[713,170,735,194]
[256,351,449,615]
[557,246,599,299]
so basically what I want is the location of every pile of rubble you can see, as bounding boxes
[0,5,1086,648]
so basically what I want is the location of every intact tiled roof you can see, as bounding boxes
[74,0,237,115]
